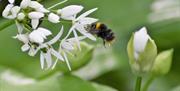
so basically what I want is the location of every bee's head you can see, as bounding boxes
[84,24,92,31]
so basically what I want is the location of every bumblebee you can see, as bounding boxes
[86,22,115,46]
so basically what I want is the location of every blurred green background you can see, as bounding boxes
[0,0,180,91]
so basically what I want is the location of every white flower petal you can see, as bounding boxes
[63,52,71,71]
[21,44,30,52]
[37,27,52,36]
[2,4,15,19]
[8,0,14,4]
[36,7,49,13]
[76,8,98,21]
[75,24,96,41]
[28,12,44,19]
[50,48,64,61]
[28,48,37,56]
[47,26,63,45]
[40,52,45,69]
[67,36,86,42]
[61,15,76,20]
[20,0,31,9]
[11,6,21,17]
[17,13,25,20]
[73,30,81,50]
[31,19,39,29]
[134,27,150,59]
[29,1,43,9]
[15,21,24,33]
[45,50,52,69]
[29,30,44,43]
[58,5,83,19]
[48,13,60,23]
[13,34,29,43]
[62,41,74,51]
[79,17,98,25]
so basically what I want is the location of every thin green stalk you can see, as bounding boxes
[142,76,155,91]
[48,0,68,10]
[135,76,142,91]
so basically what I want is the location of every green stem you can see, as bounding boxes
[142,76,155,91]
[0,20,14,31]
[135,76,142,91]
[48,0,68,10]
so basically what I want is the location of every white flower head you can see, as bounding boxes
[29,27,52,44]
[57,5,84,20]
[48,13,60,23]
[133,27,151,60]
[28,12,45,29]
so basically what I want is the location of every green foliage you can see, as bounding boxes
[152,49,174,76]
[0,0,179,91]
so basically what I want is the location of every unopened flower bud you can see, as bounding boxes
[127,27,157,76]
[151,49,174,76]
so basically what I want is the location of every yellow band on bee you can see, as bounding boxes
[96,22,101,30]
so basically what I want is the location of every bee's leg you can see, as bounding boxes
[103,40,107,48]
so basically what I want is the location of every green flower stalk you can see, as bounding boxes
[127,27,157,76]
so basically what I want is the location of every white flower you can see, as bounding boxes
[20,0,31,9]
[2,5,20,19]
[48,13,60,23]
[28,12,45,29]
[57,5,84,20]
[29,1,49,13]
[53,36,86,70]
[133,27,151,60]
[15,27,64,69]
[8,0,15,4]
[17,12,25,20]
[61,36,86,52]
[38,26,65,69]
[40,47,64,69]
[29,27,52,44]
[66,8,98,49]
[13,34,29,44]
[2,0,21,19]
[15,21,24,33]
[127,27,158,75]
[13,34,30,52]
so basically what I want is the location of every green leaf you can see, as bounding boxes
[0,70,112,91]
[171,85,180,91]
[92,83,118,91]
[0,19,14,31]
[151,49,174,76]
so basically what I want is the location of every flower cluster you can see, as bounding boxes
[2,0,98,70]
